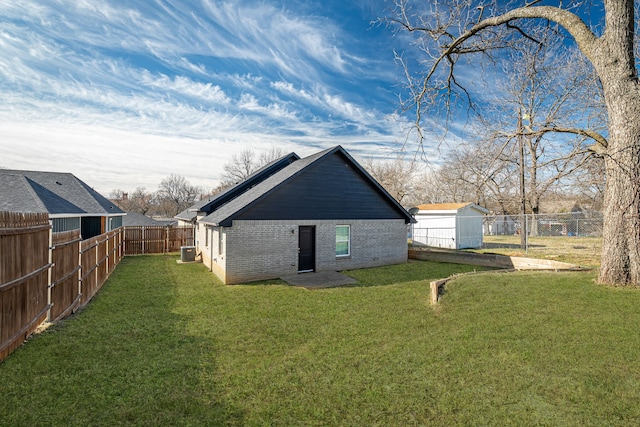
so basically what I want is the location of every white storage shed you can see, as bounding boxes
[410,203,489,249]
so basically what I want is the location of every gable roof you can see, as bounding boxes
[123,212,162,226]
[175,152,300,221]
[200,146,414,226]
[0,169,125,216]
[414,202,489,214]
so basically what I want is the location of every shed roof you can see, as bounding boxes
[0,169,125,216]
[414,202,489,214]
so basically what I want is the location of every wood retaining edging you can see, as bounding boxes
[408,248,589,305]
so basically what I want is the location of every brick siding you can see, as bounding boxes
[204,219,407,284]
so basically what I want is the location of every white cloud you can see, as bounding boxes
[139,73,230,104]
[0,0,450,195]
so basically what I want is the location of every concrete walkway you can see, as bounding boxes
[280,271,358,289]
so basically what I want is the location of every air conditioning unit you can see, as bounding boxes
[180,246,196,262]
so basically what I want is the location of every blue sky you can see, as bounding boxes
[0,0,446,194]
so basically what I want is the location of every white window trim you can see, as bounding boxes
[336,225,351,257]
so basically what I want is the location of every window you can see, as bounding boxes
[336,225,350,257]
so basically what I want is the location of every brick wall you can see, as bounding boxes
[217,219,407,284]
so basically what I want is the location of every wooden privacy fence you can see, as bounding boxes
[0,212,51,361]
[0,212,124,362]
[123,225,194,254]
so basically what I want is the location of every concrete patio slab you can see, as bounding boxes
[280,271,358,289]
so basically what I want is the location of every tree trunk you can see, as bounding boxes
[594,0,640,285]
[598,90,640,285]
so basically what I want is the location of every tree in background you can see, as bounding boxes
[362,155,421,205]
[388,0,639,285]
[490,35,603,226]
[570,154,606,211]
[109,189,130,211]
[156,174,202,217]
[127,187,155,216]
[438,141,519,214]
[109,187,155,215]
[220,146,286,187]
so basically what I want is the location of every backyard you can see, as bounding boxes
[2,254,639,426]
[480,234,602,267]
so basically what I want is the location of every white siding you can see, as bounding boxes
[412,205,486,249]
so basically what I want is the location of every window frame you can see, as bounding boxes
[335,225,351,257]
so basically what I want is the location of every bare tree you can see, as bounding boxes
[439,141,519,214]
[109,189,130,211]
[258,146,287,168]
[498,39,602,214]
[220,146,286,187]
[362,156,421,205]
[156,174,202,217]
[387,0,640,285]
[221,149,256,185]
[571,154,606,211]
[128,187,155,216]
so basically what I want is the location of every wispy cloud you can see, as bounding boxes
[0,0,451,193]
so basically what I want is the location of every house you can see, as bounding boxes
[151,217,179,227]
[123,212,163,227]
[410,203,489,249]
[189,146,414,284]
[0,169,125,239]
[483,214,518,236]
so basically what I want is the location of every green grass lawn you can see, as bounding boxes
[480,235,602,267]
[2,255,639,426]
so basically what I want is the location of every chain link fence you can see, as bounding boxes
[483,212,603,238]
[409,212,603,264]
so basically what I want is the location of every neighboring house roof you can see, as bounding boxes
[175,152,300,222]
[0,169,125,216]
[414,202,489,214]
[123,212,162,226]
[152,217,179,226]
[200,146,414,227]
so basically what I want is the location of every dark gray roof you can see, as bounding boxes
[0,169,125,216]
[200,146,414,226]
[152,217,179,226]
[175,152,300,221]
[175,195,218,222]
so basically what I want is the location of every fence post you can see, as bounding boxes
[46,222,53,322]
[78,235,83,302]
[95,238,99,288]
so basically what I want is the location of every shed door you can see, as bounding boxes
[298,226,315,273]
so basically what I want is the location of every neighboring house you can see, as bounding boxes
[189,146,414,284]
[0,169,125,239]
[123,212,163,227]
[410,203,489,250]
[483,214,519,236]
[151,217,179,227]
